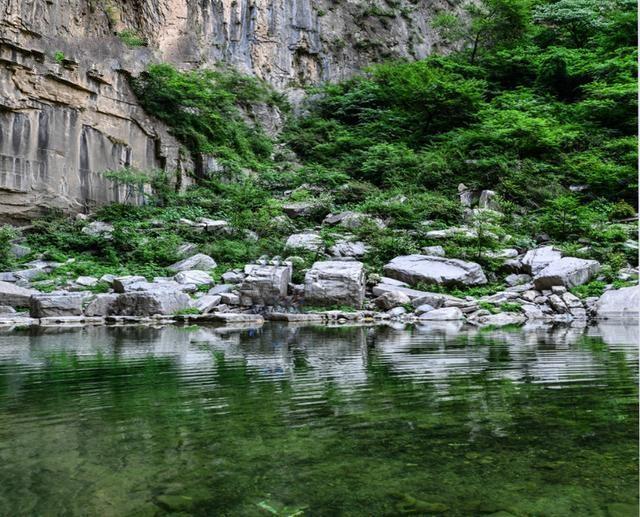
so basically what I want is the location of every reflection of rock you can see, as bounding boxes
[590,322,639,347]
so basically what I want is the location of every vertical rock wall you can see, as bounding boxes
[0,0,458,219]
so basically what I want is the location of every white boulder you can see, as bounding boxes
[533,257,600,289]
[383,255,487,287]
[595,285,640,319]
[304,260,365,308]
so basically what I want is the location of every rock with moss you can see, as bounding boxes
[285,232,324,253]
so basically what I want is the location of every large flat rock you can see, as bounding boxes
[383,255,487,287]
[0,281,39,307]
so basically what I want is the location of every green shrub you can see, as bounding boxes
[0,226,16,271]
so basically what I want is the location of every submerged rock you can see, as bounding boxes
[384,255,487,287]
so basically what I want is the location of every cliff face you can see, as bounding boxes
[0,0,456,220]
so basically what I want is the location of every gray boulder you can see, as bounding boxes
[110,291,191,316]
[75,276,98,287]
[595,285,640,319]
[168,253,217,273]
[521,246,562,275]
[177,243,199,258]
[209,284,234,295]
[414,304,435,315]
[418,307,465,321]
[505,273,532,287]
[0,281,39,307]
[174,270,214,286]
[421,245,445,257]
[383,255,487,287]
[82,221,114,239]
[533,257,600,289]
[373,291,411,310]
[285,233,324,253]
[30,293,84,318]
[282,202,318,218]
[84,294,119,316]
[194,294,222,313]
[112,276,147,293]
[221,271,245,284]
[238,263,292,304]
[323,212,385,230]
[329,240,368,258]
[10,243,31,259]
[478,190,500,210]
[304,260,365,308]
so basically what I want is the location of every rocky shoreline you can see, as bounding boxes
[0,239,637,330]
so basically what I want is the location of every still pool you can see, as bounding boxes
[0,322,637,516]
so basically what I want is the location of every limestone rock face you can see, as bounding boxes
[533,258,600,290]
[0,0,456,218]
[304,260,365,308]
[383,255,487,287]
[595,285,640,319]
[110,291,191,316]
[30,293,84,318]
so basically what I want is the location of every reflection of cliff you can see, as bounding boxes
[0,0,457,218]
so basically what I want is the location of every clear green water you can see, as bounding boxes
[0,322,637,516]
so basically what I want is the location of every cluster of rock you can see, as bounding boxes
[0,237,636,328]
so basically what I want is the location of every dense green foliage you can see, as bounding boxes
[286,0,637,209]
[131,64,284,173]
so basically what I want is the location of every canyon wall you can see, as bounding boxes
[0,0,458,220]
